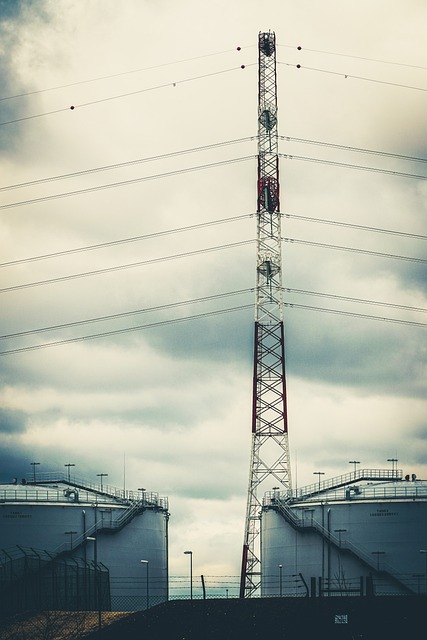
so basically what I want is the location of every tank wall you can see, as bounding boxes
[0,501,168,609]
[261,500,427,596]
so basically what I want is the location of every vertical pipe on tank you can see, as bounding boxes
[327,509,331,592]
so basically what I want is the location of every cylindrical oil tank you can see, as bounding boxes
[261,477,427,597]
[0,478,169,611]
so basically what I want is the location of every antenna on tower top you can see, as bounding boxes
[239,30,292,599]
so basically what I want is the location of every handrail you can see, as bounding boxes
[293,468,403,499]
[2,473,168,511]
[268,498,414,593]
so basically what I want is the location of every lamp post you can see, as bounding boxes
[387,458,398,476]
[30,462,40,484]
[184,551,193,599]
[64,463,75,482]
[87,536,101,630]
[420,550,427,593]
[348,460,360,476]
[140,560,149,609]
[97,473,108,492]
[313,471,325,493]
[279,564,283,597]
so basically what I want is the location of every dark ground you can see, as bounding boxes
[83,595,426,640]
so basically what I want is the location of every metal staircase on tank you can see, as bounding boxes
[264,493,414,595]
[19,471,169,559]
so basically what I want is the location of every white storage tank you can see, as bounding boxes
[261,468,427,597]
[0,471,169,611]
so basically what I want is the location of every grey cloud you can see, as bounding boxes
[0,408,27,433]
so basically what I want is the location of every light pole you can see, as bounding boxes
[97,473,108,492]
[279,564,283,597]
[420,550,427,593]
[184,551,193,599]
[140,560,149,609]
[30,462,40,484]
[348,460,360,476]
[313,471,325,493]
[64,463,75,482]
[87,536,101,630]
[387,458,398,476]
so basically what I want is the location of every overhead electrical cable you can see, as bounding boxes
[280,136,427,165]
[1,301,425,357]
[283,303,427,329]
[2,133,423,194]
[0,156,255,211]
[1,210,424,269]
[279,61,427,93]
[0,137,256,192]
[0,214,254,268]
[0,239,254,294]
[2,286,425,343]
[0,304,255,356]
[0,46,248,102]
[0,65,253,127]
[283,288,427,314]
[2,235,424,295]
[283,44,427,72]
[284,213,427,241]
[0,288,254,340]
[2,151,426,213]
[279,153,427,181]
[283,237,427,264]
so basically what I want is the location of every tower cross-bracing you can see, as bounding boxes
[240,31,292,599]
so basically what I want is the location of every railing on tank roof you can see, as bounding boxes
[2,472,168,511]
[291,468,403,500]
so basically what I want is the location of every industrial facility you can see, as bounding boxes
[1,30,425,636]
[0,471,169,614]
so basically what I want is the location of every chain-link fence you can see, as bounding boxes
[0,548,110,618]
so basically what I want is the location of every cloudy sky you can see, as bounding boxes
[1,0,427,588]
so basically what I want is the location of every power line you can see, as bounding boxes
[0,65,252,127]
[2,286,425,343]
[0,289,254,340]
[279,153,427,181]
[284,213,427,241]
[2,132,423,195]
[1,299,425,357]
[284,302,427,329]
[0,304,255,356]
[284,237,427,264]
[1,149,425,213]
[283,288,427,314]
[0,156,255,211]
[0,47,246,102]
[280,61,427,93]
[0,137,256,193]
[2,210,424,270]
[279,44,427,72]
[0,214,254,268]
[280,136,427,165]
[0,239,254,294]
[2,234,425,294]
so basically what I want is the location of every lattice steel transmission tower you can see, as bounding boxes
[239,31,292,599]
